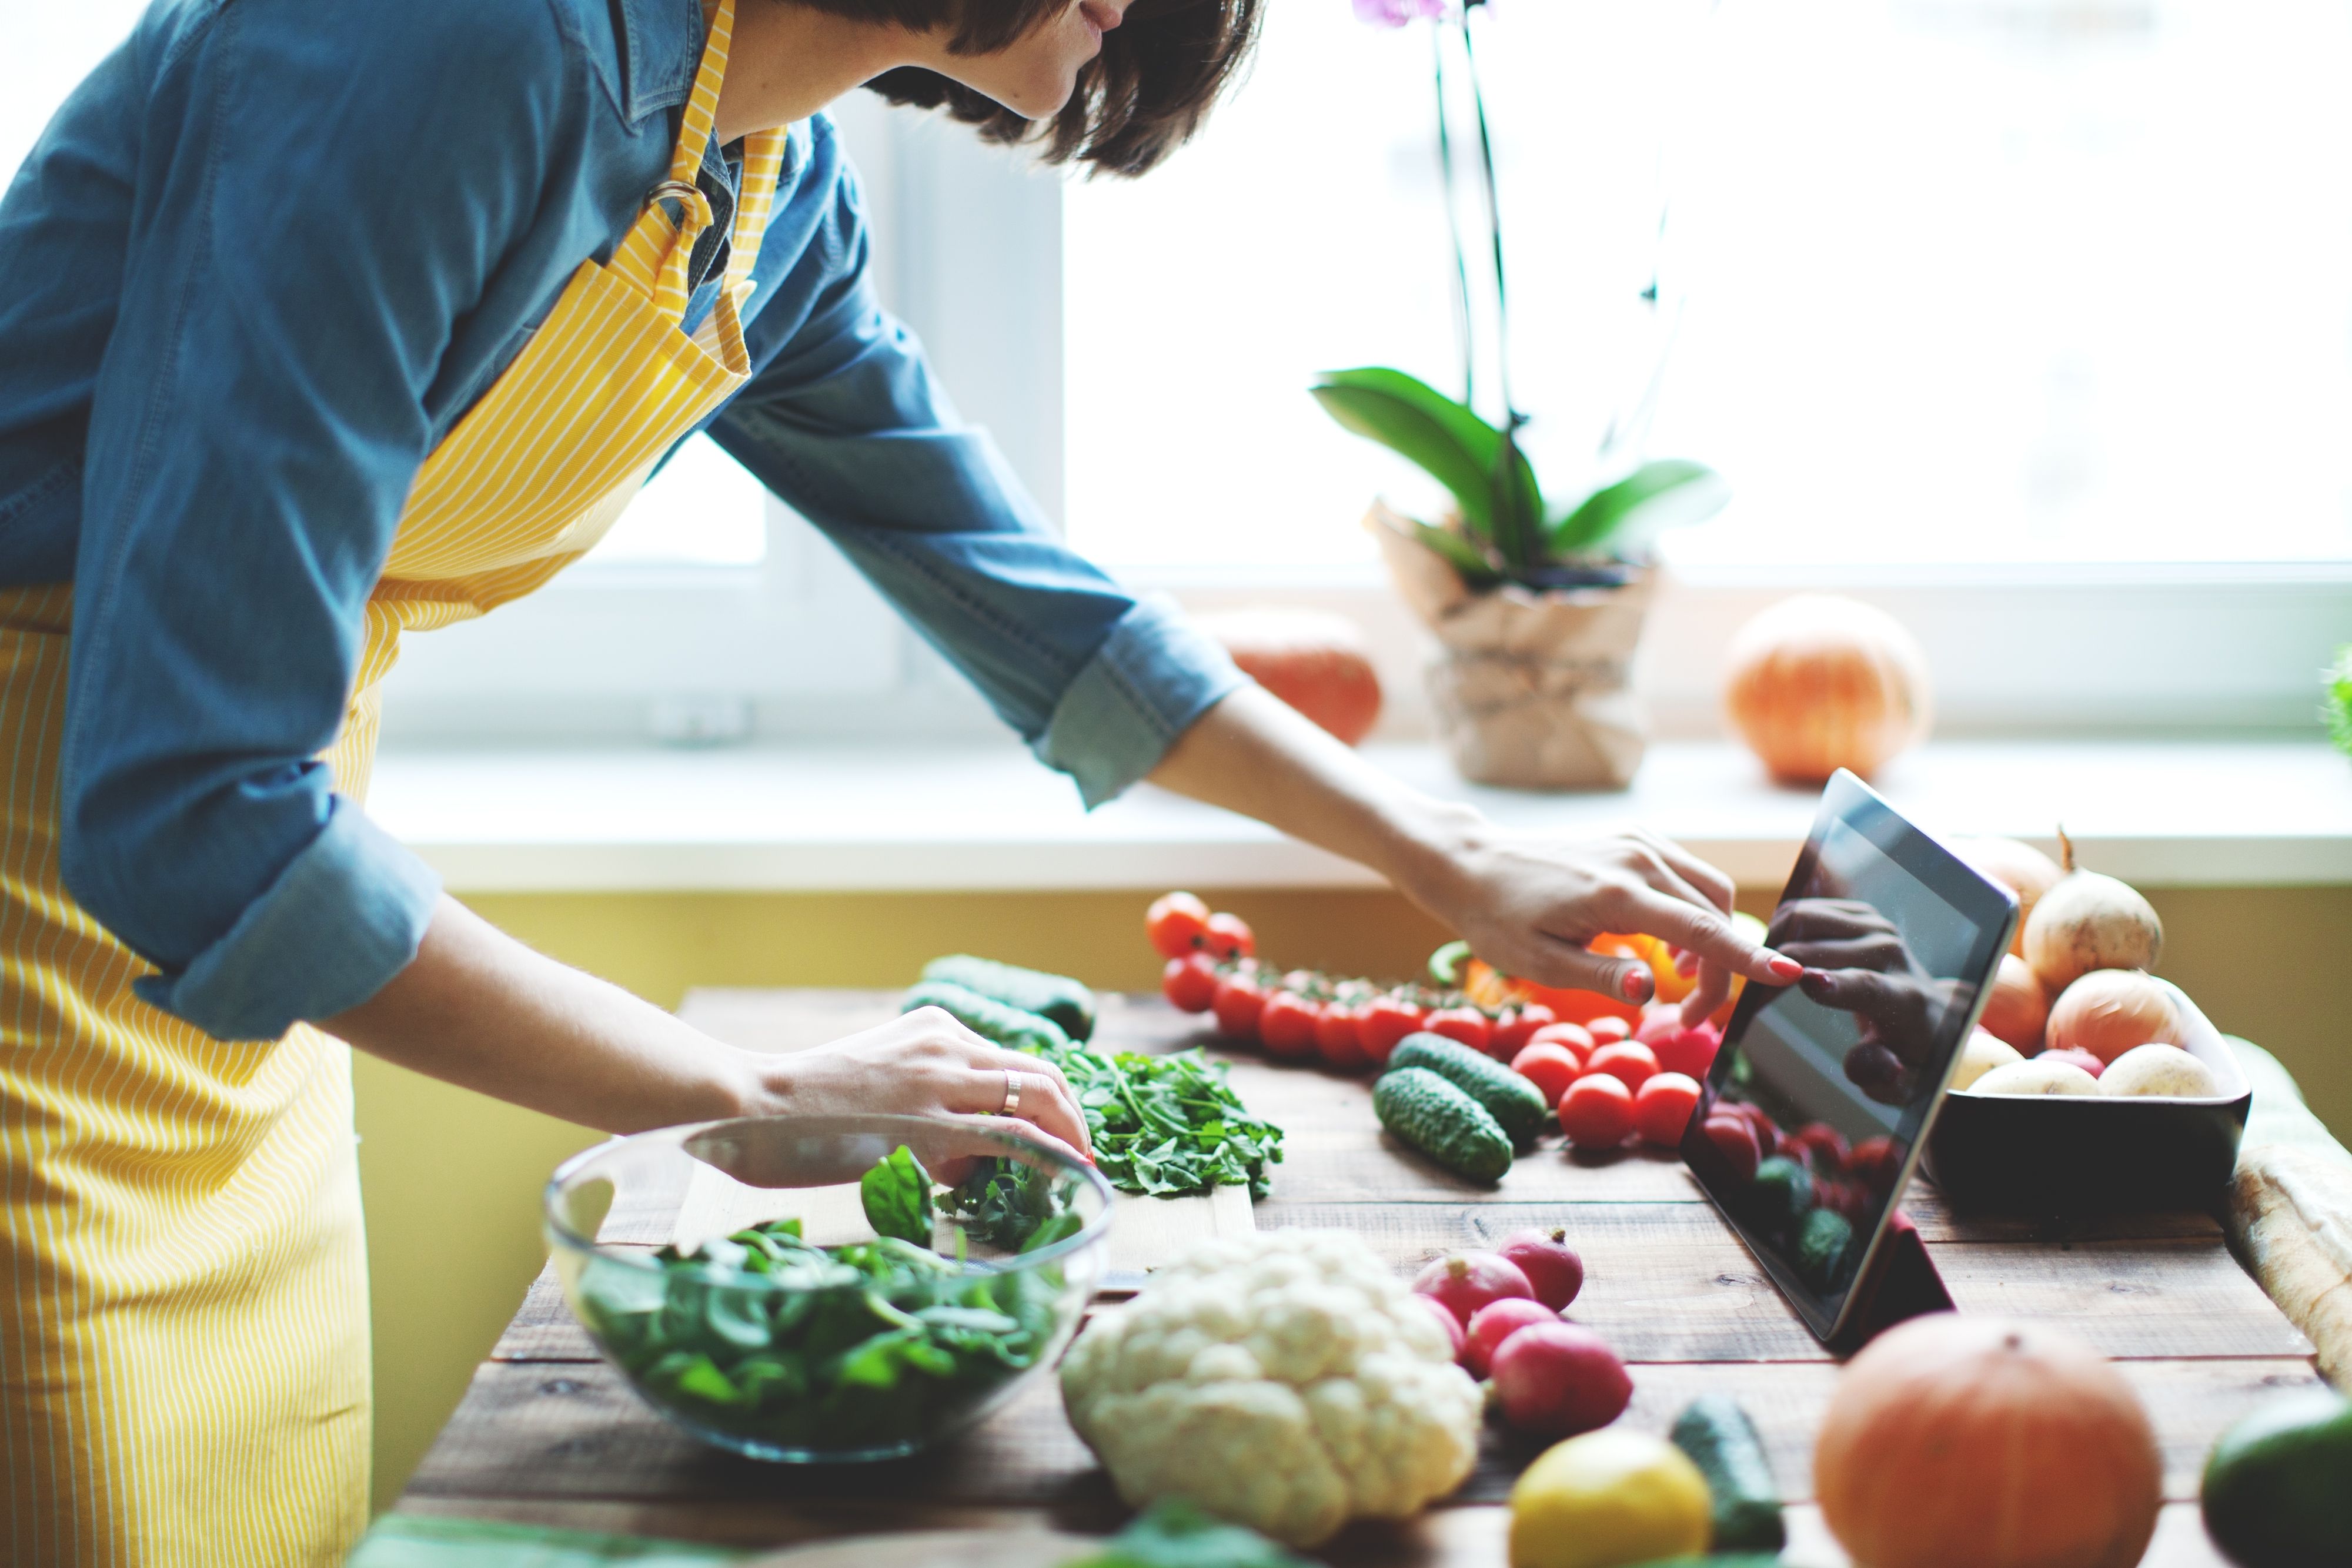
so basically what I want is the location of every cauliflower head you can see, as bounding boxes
[1058,1228,1482,1547]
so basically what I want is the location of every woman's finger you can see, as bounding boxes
[958,1062,1094,1162]
[988,1049,1091,1158]
[1615,845,1729,932]
[1511,937,1658,1004]
[1613,886,1800,985]
[1679,959,1732,1028]
[1625,827,1736,915]
[939,1112,1087,1176]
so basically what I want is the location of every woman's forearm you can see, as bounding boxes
[322,895,762,1134]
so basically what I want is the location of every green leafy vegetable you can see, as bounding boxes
[2326,644,2352,759]
[578,1185,1082,1453]
[859,1144,936,1246]
[1058,1500,1314,1568]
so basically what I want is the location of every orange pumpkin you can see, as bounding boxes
[1193,607,1383,745]
[1723,595,1932,783]
[1815,1313,2161,1568]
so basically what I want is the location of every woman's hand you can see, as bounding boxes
[757,1006,1095,1168]
[1418,824,1802,1026]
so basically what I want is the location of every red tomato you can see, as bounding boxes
[1424,1006,1492,1056]
[1633,1071,1703,1148]
[1848,1135,1903,1192]
[1701,1114,1762,1181]
[1488,1003,1556,1060]
[1786,1122,1853,1175]
[1315,1004,1369,1069]
[1145,891,1211,959]
[1257,990,1321,1058]
[1210,972,1267,1041]
[1585,1040,1660,1093]
[1526,1021,1596,1068]
[1358,995,1425,1065]
[1161,953,1221,1013]
[1509,1042,1583,1109]
[1558,1074,1635,1149]
[1731,1101,1785,1158]
[1201,911,1255,959]
[1584,1015,1633,1045]
[1652,1023,1722,1081]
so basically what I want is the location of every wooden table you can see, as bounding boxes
[399,990,2324,1565]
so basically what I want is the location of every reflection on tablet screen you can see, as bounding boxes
[1690,788,2013,1336]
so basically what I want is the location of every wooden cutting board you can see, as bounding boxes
[675,989,1255,1276]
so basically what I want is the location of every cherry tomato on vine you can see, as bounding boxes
[1161,952,1221,1013]
[1146,891,1212,959]
[1258,991,1322,1058]
[1211,971,1268,1042]
[1489,1003,1557,1061]
[1423,1006,1492,1057]
[1358,995,1426,1065]
[1509,1041,1583,1109]
[1315,1004,1368,1070]
[1201,912,1256,959]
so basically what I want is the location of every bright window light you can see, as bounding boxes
[586,434,768,567]
[1064,0,2352,570]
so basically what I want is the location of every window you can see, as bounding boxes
[1064,0,2352,571]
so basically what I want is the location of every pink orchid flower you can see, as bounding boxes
[1354,0,1448,26]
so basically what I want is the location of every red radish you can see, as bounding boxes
[1633,1071,1703,1148]
[1414,1291,1466,1361]
[1210,971,1267,1041]
[1559,1074,1635,1149]
[1497,1228,1585,1311]
[1585,1015,1633,1045]
[1463,1297,1559,1378]
[1358,995,1425,1065]
[1651,1023,1722,1081]
[1509,1042,1582,1109]
[1257,991,1319,1058]
[1528,1021,1596,1067]
[1424,1006,1493,1057]
[1489,1004,1557,1060]
[1702,1114,1761,1181]
[1586,1040,1659,1093]
[1412,1251,1535,1326]
[1490,1322,1633,1438]
[2039,1045,2106,1079]
[1314,1003,1368,1069]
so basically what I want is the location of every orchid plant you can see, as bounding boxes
[1315,0,1725,590]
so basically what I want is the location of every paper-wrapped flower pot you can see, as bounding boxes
[1368,500,1652,790]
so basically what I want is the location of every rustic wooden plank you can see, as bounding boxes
[1936,1238,2314,1359]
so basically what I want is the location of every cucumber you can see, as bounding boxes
[1797,1206,1855,1292]
[1373,1068,1513,1183]
[1669,1395,1786,1553]
[1387,1032,1549,1147]
[1748,1155,1815,1234]
[921,955,1096,1042]
[901,980,1071,1057]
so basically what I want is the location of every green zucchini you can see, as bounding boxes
[901,980,1071,1057]
[1669,1395,1786,1553]
[920,955,1096,1042]
[1372,1067,1513,1183]
[1387,1032,1549,1147]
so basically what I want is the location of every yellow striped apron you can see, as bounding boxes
[0,3,783,1560]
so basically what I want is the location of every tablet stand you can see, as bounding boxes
[1828,1209,1953,1353]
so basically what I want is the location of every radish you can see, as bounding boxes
[1411,1251,1535,1326]
[1490,1322,1633,1438]
[1496,1228,1586,1312]
[1462,1297,1559,1379]
[1414,1292,1466,1362]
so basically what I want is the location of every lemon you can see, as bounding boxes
[1509,1429,1713,1568]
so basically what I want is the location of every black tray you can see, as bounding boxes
[1922,980,2249,1215]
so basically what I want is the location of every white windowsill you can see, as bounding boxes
[367,737,2352,894]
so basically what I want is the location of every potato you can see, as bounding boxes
[1950,1028,2024,1092]
[2099,1044,2222,1099]
[1966,1059,2102,1097]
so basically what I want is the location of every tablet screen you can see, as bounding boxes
[1682,771,2018,1339]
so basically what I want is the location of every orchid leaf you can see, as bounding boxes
[1311,367,1542,557]
[1548,459,1729,557]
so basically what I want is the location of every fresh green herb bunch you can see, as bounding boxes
[579,1152,1084,1452]
[2326,644,2352,758]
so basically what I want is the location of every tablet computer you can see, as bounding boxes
[1681,768,2020,1342]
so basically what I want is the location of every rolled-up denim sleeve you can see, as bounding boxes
[709,270,1244,807]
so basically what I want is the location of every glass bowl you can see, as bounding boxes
[543,1113,1112,1463]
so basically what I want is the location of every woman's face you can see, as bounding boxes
[925,0,1127,118]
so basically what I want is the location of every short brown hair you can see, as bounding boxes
[807,0,1262,178]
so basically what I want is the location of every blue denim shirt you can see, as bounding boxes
[0,0,1242,1042]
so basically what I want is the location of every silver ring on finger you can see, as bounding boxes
[1000,1069,1022,1116]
